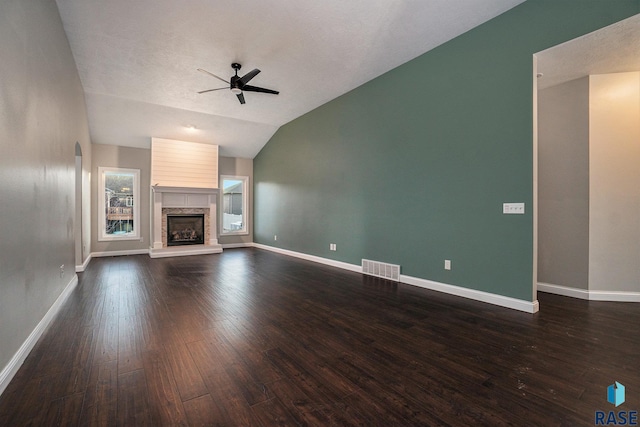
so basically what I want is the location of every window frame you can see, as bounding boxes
[220,175,249,236]
[98,166,141,241]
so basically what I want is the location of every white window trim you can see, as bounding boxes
[220,175,249,236]
[98,167,140,241]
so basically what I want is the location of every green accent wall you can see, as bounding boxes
[254,1,639,302]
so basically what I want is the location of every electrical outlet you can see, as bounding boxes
[274,235,277,241]
[444,260,451,270]
[60,264,65,278]
[330,243,337,251]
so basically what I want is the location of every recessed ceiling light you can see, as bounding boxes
[185,125,197,132]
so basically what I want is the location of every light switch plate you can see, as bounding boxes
[503,203,525,214]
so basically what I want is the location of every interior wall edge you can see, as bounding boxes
[75,253,93,273]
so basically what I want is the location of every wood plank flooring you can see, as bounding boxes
[0,248,638,426]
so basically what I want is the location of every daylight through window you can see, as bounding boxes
[98,167,140,241]
[221,176,248,235]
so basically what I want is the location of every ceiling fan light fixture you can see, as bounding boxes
[198,63,277,104]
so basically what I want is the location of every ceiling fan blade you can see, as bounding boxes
[236,92,246,104]
[197,87,227,94]
[242,85,279,95]
[239,69,260,85]
[197,68,229,84]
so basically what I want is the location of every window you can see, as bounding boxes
[220,175,248,235]
[98,167,140,241]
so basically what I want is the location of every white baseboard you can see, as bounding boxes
[91,249,150,258]
[221,243,254,249]
[402,275,539,313]
[75,253,92,272]
[149,244,222,258]
[254,244,538,313]
[537,282,590,300]
[0,274,79,397]
[538,282,640,302]
[588,290,640,302]
[252,243,362,273]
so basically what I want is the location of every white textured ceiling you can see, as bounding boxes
[537,14,640,91]
[56,0,525,158]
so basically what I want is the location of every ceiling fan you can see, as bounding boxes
[197,63,279,105]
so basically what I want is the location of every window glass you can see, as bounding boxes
[221,176,248,235]
[98,167,140,241]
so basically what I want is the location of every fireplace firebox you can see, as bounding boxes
[166,214,205,246]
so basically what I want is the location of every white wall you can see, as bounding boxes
[538,72,640,297]
[589,72,640,293]
[538,77,590,290]
[0,0,92,381]
[151,138,218,188]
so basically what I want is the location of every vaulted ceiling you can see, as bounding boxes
[56,0,525,158]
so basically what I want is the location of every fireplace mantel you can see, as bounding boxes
[152,185,218,194]
[149,186,222,258]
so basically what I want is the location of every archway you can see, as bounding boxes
[75,142,83,268]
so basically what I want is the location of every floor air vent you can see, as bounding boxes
[362,259,400,281]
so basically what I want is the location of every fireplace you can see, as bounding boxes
[166,214,205,246]
[150,186,222,258]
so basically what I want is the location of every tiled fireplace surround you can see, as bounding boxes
[149,186,223,258]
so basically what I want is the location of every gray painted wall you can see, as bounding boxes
[538,73,640,294]
[0,0,92,375]
[538,78,590,290]
[254,1,640,302]
[589,72,640,293]
[219,156,253,246]
[91,144,151,253]
[90,148,252,253]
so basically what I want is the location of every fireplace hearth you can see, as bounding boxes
[167,214,204,246]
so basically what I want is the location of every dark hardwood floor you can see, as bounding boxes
[0,248,638,426]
